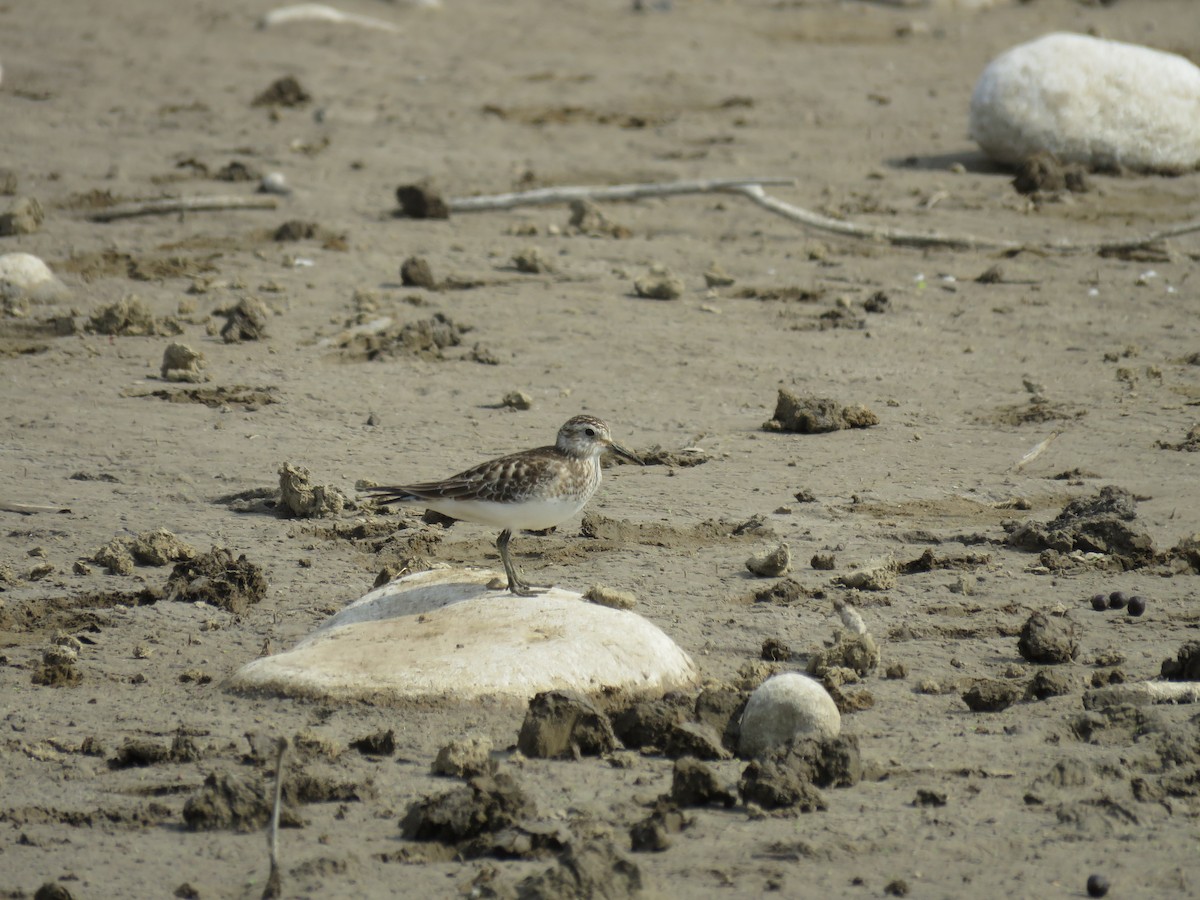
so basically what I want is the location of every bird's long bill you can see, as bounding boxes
[607,440,643,466]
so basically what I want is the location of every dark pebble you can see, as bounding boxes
[1090,594,1108,611]
[1127,596,1146,617]
[1087,873,1110,897]
[1108,591,1128,610]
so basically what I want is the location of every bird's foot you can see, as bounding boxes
[508,578,551,597]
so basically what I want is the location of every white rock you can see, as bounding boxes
[970,32,1200,173]
[738,673,840,758]
[229,568,699,703]
[0,252,69,303]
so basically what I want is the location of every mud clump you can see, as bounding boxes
[350,730,396,757]
[1029,668,1076,700]
[746,543,791,577]
[670,757,736,807]
[567,199,631,238]
[165,548,267,614]
[739,735,861,813]
[344,313,468,362]
[400,255,437,288]
[515,838,643,899]
[88,295,182,337]
[1007,486,1155,569]
[401,771,563,860]
[1012,151,1088,196]
[807,632,881,679]
[31,645,82,687]
[92,528,196,575]
[962,679,1020,712]
[395,183,450,219]
[763,389,879,434]
[219,297,269,343]
[633,265,684,300]
[278,462,346,518]
[252,75,311,108]
[160,342,207,383]
[518,691,618,759]
[629,799,690,852]
[183,770,300,832]
[1161,642,1200,681]
[738,759,826,813]
[1018,612,1079,665]
[432,734,494,777]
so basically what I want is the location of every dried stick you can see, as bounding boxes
[89,195,278,223]
[1085,681,1200,709]
[262,737,289,900]
[732,184,1200,254]
[0,501,71,515]
[447,177,797,212]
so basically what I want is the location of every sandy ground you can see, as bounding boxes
[3,0,1200,897]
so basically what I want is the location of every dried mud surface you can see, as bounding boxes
[2,1,1200,898]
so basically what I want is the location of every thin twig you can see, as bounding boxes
[262,737,289,900]
[0,501,71,515]
[89,195,279,223]
[447,177,796,212]
[1085,681,1200,708]
[733,184,1200,254]
[1012,432,1060,472]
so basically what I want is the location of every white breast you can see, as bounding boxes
[420,496,590,531]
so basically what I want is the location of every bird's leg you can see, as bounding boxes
[496,529,549,597]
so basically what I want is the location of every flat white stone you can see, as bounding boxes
[738,673,841,758]
[970,32,1200,173]
[229,568,699,703]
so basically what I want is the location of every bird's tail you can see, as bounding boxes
[362,485,422,506]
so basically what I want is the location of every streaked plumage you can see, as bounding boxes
[366,415,641,595]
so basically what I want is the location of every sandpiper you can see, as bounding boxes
[366,415,642,596]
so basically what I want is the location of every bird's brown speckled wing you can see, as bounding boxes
[367,445,579,504]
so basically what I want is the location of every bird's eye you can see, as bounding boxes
[584,427,596,437]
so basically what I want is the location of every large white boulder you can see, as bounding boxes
[0,252,69,304]
[738,673,840,758]
[229,568,699,704]
[969,32,1200,173]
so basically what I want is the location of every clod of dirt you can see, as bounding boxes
[400,771,535,844]
[1157,424,1200,453]
[272,219,319,241]
[1029,668,1075,700]
[395,183,450,219]
[763,389,879,434]
[350,729,396,757]
[703,262,735,288]
[93,540,134,575]
[746,543,791,577]
[629,799,690,852]
[502,390,533,411]
[670,757,736,807]
[252,75,311,108]
[662,721,731,761]
[512,246,552,274]
[88,295,183,337]
[1161,642,1200,681]
[0,196,44,235]
[215,160,260,182]
[513,838,643,900]
[31,645,81,687]
[1166,534,1200,573]
[749,577,814,605]
[92,529,196,573]
[400,255,437,288]
[1006,486,1155,569]
[517,690,618,759]
[914,789,948,808]
[807,632,880,679]
[219,297,269,342]
[278,462,346,518]
[834,558,897,591]
[342,313,468,362]
[583,584,636,609]
[962,679,1020,712]
[1017,612,1079,665]
[863,290,890,313]
[567,199,630,238]
[738,758,827,813]
[1012,151,1089,196]
[634,265,684,300]
[183,770,299,832]
[696,691,739,753]
[109,739,172,769]
[165,547,267,615]
[432,734,494,778]
[160,342,207,383]
[610,697,688,751]
[761,637,791,662]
